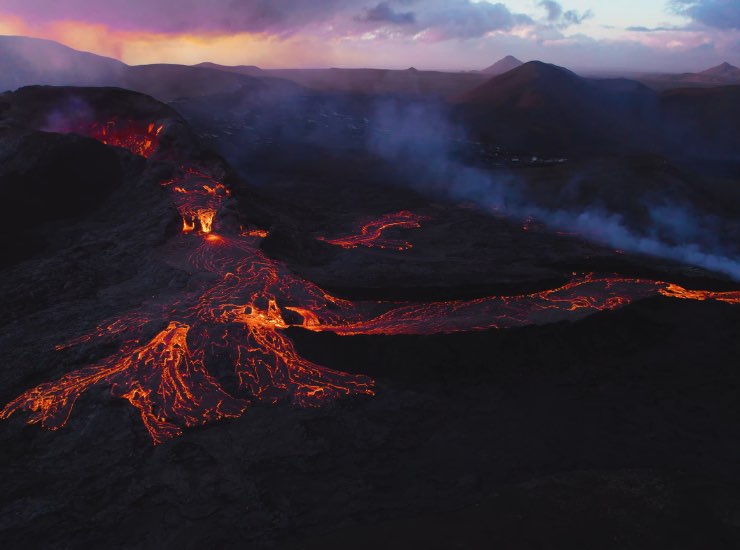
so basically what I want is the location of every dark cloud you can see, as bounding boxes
[562,8,592,26]
[539,1,563,22]
[358,2,415,25]
[626,25,682,32]
[416,1,533,41]
[672,0,740,30]
[0,0,534,42]
[0,0,355,34]
[538,1,592,29]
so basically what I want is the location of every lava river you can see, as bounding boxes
[2,120,739,445]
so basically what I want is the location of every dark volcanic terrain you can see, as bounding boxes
[1,38,740,550]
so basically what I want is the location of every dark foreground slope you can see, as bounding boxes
[1,86,740,550]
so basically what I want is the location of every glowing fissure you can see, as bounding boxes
[2,119,739,445]
[318,211,428,250]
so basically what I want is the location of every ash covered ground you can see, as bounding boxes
[1,82,740,550]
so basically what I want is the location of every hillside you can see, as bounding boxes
[481,55,523,75]
[0,35,300,101]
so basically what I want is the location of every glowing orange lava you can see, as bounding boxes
[659,283,740,304]
[88,120,163,158]
[2,118,739,445]
[318,211,428,250]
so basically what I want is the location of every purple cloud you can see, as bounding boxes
[0,0,357,34]
[358,2,415,25]
[414,1,533,41]
[538,1,592,29]
[672,0,740,30]
[0,0,534,42]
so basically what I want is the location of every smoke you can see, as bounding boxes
[175,86,740,280]
[366,99,740,280]
[41,96,95,133]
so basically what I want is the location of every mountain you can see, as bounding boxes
[458,61,662,155]
[242,67,487,98]
[700,62,740,80]
[481,55,523,76]
[0,35,484,100]
[0,35,300,101]
[0,35,126,90]
[459,60,740,158]
[463,61,585,107]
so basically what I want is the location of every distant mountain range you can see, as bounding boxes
[0,35,299,101]
[457,60,740,157]
[1,35,737,159]
[2,35,737,102]
[637,62,740,90]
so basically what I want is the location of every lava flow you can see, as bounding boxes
[318,211,428,250]
[2,118,739,445]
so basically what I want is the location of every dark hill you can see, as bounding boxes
[458,61,660,155]
[0,35,125,91]
[194,62,264,76]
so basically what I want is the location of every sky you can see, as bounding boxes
[0,0,738,71]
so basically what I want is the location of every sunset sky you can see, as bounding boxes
[0,0,738,71]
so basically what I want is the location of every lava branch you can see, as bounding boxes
[1,322,248,445]
[318,211,428,250]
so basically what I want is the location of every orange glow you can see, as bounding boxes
[659,283,740,304]
[2,321,248,445]
[182,218,196,232]
[196,209,216,233]
[88,119,163,158]
[318,211,428,250]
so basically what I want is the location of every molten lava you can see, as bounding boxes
[658,283,740,304]
[318,211,428,250]
[87,119,164,158]
[3,118,739,445]
[2,321,248,445]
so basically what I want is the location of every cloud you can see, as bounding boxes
[538,1,592,29]
[539,0,563,22]
[0,0,357,35]
[626,25,683,32]
[0,0,534,43]
[413,1,533,41]
[358,2,415,25]
[672,0,740,30]
[562,8,592,27]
